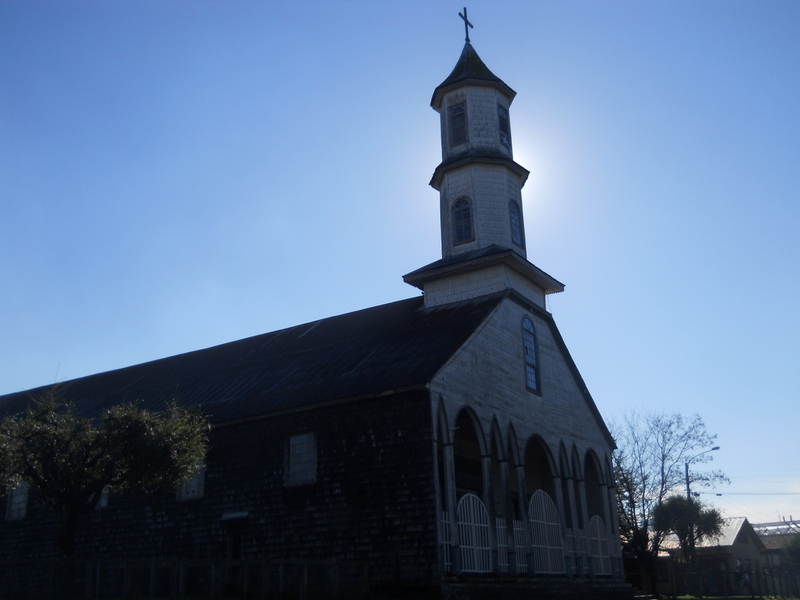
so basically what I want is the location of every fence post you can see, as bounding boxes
[83,562,93,600]
[261,561,272,600]
[123,561,132,600]
[148,562,155,599]
[177,562,186,599]
[95,562,102,600]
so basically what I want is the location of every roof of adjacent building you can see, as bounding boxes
[701,517,750,548]
[0,293,507,425]
[760,533,800,551]
[691,517,766,551]
[431,42,515,110]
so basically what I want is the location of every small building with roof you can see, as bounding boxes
[659,517,770,597]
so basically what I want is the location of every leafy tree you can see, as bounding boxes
[611,410,728,593]
[0,387,210,599]
[652,495,724,561]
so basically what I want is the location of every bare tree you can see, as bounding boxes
[611,410,728,593]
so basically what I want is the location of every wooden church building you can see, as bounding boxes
[0,26,628,600]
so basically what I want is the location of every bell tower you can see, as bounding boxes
[404,13,564,309]
[430,38,529,260]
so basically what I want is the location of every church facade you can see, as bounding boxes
[0,35,626,600]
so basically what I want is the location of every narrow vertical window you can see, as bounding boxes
[453,197,474,245]
[509,200,524,247]
[5,482,28,521]
[498,104,511,150]
[522,317,540,392]
[286,432,317,486]
[449,103,467,146]
[96,486,111,510]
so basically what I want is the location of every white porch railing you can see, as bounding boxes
[589,515,611,576]
[528,490,564,575]
[457,494,491,573]
[513,519,528,574]
[496,517,510,573]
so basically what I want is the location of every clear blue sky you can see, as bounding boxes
[2,1,798,523]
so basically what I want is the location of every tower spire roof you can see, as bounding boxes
[431,42,515,110]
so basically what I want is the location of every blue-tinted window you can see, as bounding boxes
[522,317,540,392]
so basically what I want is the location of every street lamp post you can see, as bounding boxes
[685,446,720,596]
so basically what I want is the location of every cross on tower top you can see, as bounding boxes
[458,7,473,43]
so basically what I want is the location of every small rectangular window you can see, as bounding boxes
[6,483,28,521]
[449,103,467,146]
[176,463,206,501]
[286,432,317,486]
[96,485,110,510]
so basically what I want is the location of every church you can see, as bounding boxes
[0,19,630,600]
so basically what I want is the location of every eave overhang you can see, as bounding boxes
[430,149,529,190]
[403,245,564,295]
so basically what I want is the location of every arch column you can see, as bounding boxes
[443,440,462,573]
[604,481,623,578]
[576,477,593,577]
[552,475,568,574]
[599,481,612,536]
[480,453,499,573]
[511,461,533,574]
[517,463,536,575]
[497,457,521,575]
[562,475,580,576]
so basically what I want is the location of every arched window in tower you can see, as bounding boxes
[509,200,524,247]
[453,197,474,245]
[522,317,540,392]
[449,103,467,146]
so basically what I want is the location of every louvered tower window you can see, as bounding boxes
[449,103,467,146]
[509,200,524,247]
[453,197,474,245]
[498,104,511,150]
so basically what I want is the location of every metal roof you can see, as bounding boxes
[431,42,515,110]
[0,293,506,425]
